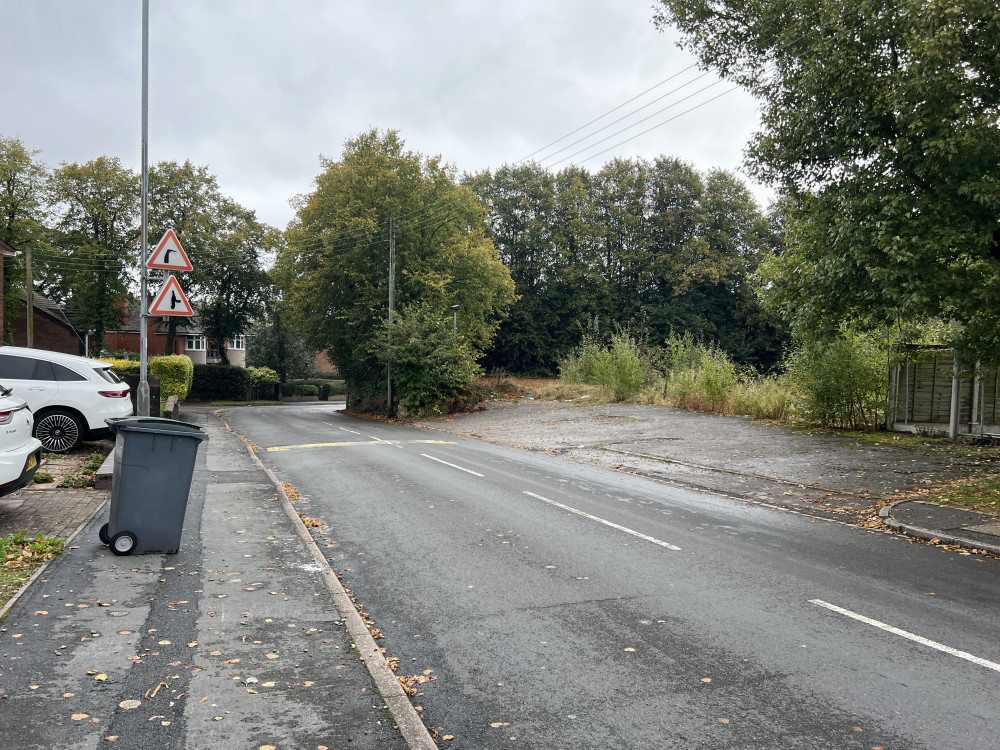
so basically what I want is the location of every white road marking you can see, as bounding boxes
[266,439,456,452]
[810,599,1000,673]
[340,427,362,434]
[523,491,681,551]
[420,454,485,477]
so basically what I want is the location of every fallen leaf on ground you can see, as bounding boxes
[119,700,141,710]
[701,678,712,683]
[718,718,730,724]
[491,722,510,728]
[72,713,90,720]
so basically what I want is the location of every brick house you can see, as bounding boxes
[106,302,247,367]
[9,292,87,355]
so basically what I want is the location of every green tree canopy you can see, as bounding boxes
[46,156,139,350]
[654,0,1000,360]
[0,136,48,342]
[468,158,785,372]
[148,160,272,360]
[276,129,514,410]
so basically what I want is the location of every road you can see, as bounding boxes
[226,403,1000,749]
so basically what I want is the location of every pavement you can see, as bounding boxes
[0,409,426,750]
[1,403,999,748]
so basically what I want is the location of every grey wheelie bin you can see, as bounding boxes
[98,416,208,556]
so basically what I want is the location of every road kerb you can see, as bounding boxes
[234,427,438,750]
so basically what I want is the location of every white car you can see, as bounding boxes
[0,385,43,497]
[0,346,134,453]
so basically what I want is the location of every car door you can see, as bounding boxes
[0,353,58,411]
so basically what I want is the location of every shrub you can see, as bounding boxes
[103,355,194,401]
[246,366,280,387]
[188,364,252,401]
[282,383,320,397]
[150,355,194,402]
[377,303,484,415]
[559,331,650,401]
[784,331,888,430]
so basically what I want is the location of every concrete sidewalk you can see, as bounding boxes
[0,411,411,750]
[882,499,1000,555]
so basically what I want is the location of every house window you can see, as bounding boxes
[186,335,206,351]
[229,335,246,351]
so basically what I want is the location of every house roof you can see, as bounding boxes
[0,238,19,256]
[115,300,213,336]
[31,292,86,332]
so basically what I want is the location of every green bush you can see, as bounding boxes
[377,303,484,415]
[282,383,320,397]
[246,366,280,387]
[559,332,649,401]
[150,355,194,401]
[103,355,194,401]
[188,364,253,401]
[784,331,888,430]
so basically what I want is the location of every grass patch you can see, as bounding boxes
[913,475,1000,514]
[1,532,64,612]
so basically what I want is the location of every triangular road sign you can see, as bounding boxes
[149,275,194,317]
[147,229,193,271]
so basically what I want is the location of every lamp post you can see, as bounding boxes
[449,304,460,338]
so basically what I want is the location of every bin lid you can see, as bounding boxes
[106,416,208,440]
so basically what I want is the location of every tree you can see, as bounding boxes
[148,160,223,353]
[277,129,514,411]
[0,136,48,343]
[654,0,1000,360]
[470,157,784,371]
[196,199,272,363]
[47,157,139,350]
[246,300,315,382]
[148,161,272,360]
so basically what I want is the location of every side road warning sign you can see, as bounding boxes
[149,275,194,317]
[147,229,193,271]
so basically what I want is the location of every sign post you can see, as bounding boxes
[138,0,150,416]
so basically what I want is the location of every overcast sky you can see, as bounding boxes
[1,1,765,229]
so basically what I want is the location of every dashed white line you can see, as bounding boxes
[810,599,1000,673]
[523,491,681,551]
[420,454,485,477]
[340,427,362,435]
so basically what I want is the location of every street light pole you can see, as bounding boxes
[449,304,460,338]
[137,0,150,416]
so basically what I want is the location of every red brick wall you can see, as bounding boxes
[314,350,337,373]
[10,310,83,355]
[105,321,184,357]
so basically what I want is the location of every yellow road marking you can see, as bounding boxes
[266,439,457,452]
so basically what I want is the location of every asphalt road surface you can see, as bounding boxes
[226,403,1000,750]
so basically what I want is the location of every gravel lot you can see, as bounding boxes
[415,399,998,521]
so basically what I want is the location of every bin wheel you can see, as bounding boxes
[99,523,110,545]
[110,531,137,556]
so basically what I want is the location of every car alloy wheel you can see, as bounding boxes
[35,410,83,453]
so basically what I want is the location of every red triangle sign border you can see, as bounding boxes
[149,275,194,317]
[147,228,193,271]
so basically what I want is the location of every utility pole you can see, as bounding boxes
[137,0,150,416]
[24,246,33,347]
[387,217,395,414]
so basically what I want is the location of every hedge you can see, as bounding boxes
[103,355,194,401]
[188,364,253,401]
[285,378,347,400]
